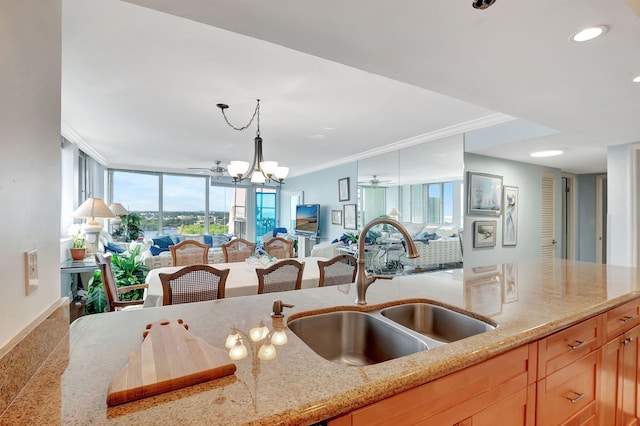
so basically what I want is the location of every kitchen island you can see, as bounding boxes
[2,259,640,425]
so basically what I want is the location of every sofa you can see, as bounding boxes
[399,225,463,271]
[140,234,230,269]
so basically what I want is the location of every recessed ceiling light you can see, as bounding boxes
[530,150,564,158]
[571,25,608,42]
[633,75,640,83]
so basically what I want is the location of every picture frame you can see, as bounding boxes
[502,263,518,303]
[467,172,503,216]
[343,203,357,230]
[331,209,343,225]
[338,177,350,202]
[464,270,502,317]
[473,220,497,248]
[502,185,518,246]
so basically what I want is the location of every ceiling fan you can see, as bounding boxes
[188,160,227,179]
[358,175,392,188]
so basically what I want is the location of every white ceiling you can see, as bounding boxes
[62,0,640,178]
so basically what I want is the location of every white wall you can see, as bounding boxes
[463,153,562,267]
[607,142,639,267]
[0,0,62,348]
[281,163,358,243]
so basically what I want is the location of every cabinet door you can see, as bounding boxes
[537,350,598,425]
[599,324,640,426]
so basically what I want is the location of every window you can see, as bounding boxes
[400,181,454,225]
[111,171,160,239]
[162,174,206,235]
[255,188,277,242]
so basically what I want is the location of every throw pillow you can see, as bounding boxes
[105,242,125,254]
[149,246,170,256]
[152,235,174,248]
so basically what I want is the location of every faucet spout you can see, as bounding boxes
[355,218,418,305]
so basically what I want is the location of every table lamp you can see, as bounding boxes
[108,202,128,232]
[72,198,115,247]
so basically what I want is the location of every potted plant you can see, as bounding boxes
[68,224,86,260]
[112,213,143,242]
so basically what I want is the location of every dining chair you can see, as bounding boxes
[221,238,257,263]
[95,253,148,312]
[159,264,230,305]
[256,259,305,294]
[263,237,295,259]
[170,239,210,266]
[317,254,357,287]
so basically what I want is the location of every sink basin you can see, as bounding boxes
[287,310,428,366]
[380,303,495,343]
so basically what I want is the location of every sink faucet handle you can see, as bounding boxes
[271,300,295,318]
[370,274,393,281]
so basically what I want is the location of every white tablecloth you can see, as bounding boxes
[143,256,327,307]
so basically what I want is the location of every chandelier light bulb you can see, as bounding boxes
[260,161,278,177]
[249,322,269,342]
[257,343,277,360]
[229,339,248,360]
[274,166,289,180]
[270,330,288,346]
[225,330,241,349]
[250,170,266,184]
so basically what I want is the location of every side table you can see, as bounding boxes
[60,258,99,299]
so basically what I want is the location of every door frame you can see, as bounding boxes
[561,173,577,260]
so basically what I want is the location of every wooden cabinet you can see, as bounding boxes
[328,344,536,426]
[328,298,640,426]
[599,297,640,426]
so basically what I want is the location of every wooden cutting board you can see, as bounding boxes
[107,319,236,406]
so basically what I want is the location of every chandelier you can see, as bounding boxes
[216,99,289,184]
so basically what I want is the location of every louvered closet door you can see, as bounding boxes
[541,173,557,258]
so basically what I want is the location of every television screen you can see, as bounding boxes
[295,204,320,236]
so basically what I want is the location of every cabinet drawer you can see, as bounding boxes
[606,299,640,339]
[537,316,601,378]
[537,351,598,426]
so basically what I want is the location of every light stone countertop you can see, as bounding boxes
[3,259,640,425]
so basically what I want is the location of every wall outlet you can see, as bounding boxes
[24,249,38,295]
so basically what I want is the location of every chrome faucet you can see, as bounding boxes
[355,218,419,305]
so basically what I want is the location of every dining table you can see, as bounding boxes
[143,256,328,307]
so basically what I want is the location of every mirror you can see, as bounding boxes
[357,134,464,229]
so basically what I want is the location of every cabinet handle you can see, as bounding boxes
[567,392,585,404]
[568,340,586,350]
[621,315,636,323]
[623,337,634,346]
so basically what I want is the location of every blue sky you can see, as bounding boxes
[113,171,233,212]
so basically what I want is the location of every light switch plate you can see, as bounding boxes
[24,249,38,295]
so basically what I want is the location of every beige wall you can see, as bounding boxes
[0,0,63,349]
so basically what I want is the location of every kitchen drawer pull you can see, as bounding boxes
[621,315,636,323]
[568,340,586,350]
[567,392,585,404]
[623,337,634,346]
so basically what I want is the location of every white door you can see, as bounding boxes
[541,173,557,258]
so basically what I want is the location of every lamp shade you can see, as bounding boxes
[388,208,401,217]
[72,198,116,220]
[108,202,128,216]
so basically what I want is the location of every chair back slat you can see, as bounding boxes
[159,265,229,305]
[95,253,119,311]
[256,259,304,294]
[170,240,209,267]
[222,238,257,263]
[264,237,294,259]
[317,254,357,287]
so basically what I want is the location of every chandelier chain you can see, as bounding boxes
[220,99,261,135]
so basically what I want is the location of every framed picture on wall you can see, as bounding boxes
[473,220,497,248]
[331,210,343,225]
[343,204,357,230]
[502,186,518,246]
[338,177,350,202]
[467,172,503,216]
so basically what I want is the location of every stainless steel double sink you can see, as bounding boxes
[287,302,496,366]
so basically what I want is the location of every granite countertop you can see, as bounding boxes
[3,259,640,425]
